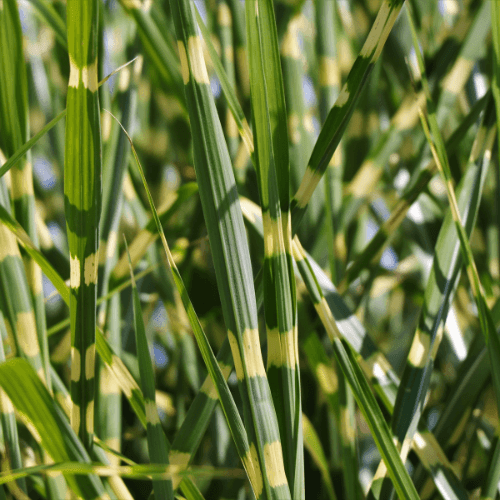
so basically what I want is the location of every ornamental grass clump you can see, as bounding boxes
[0,0,499,499]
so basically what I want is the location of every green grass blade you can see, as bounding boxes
[345,1,490,227]
[316,0,345,284]
[0,0,49,387]
[0,359,106,499]
[0,56,137,182]
[0,110,66,180]
[372,9,499,498]
[0,310,26,495]
[0,462,244,485]
[302,413,337,500]
[64,0,102,451]
[0,202,45,380]
[194,6,254,158]
[126,241,174,500]
[227,0,250,102]
[246,0,301,496]
[290,0,405,232]
[242,196,470,500]
[109,108,262,498]
[338,90,490,293]
[116,0,184,102]
[214,0,238,160]
[169,1,290,498]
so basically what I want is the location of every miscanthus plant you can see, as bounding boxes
[0,0,499,498]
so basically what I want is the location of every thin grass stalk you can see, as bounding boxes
[315,0,345,284]
[64,0,102,452]
[216,0,239,161]
[110,183,198,286]
[37,213,70,280]
[0,461,243,485]
[227,0,250,102]
[98,54,141,321]
[169,1,290,497]
[126,242,174,500]
[113,117,259,496]
[302,413,337,500]
[490,0,500,361]
[337,366,359,500]
[116,0,184,102]
[95,46,142,474]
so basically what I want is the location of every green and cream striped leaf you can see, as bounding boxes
[0,0,49,387]
[290,0,405,232]
[110,66,268,500]
[246,0,301,497]
[0,191,45,387]
[0,198,150,432]
[338,90,490,293]
[194,6,253,158]
[0,310,26,495]
[291,239,468,500]
[241,196,471,500]
[371,9,498,498]
[418,83,500,500]
[64,0,102,451]
[169,1,290,498]
[0,359,107,499]
[280,252,420,500]
[344,1,490,226]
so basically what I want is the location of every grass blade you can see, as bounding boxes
[246,0,302,496]
[64,0,102,451]
[169,1,291,498]
[290,0,405,232]
[126,240,174,499]
[0,359,106,499]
